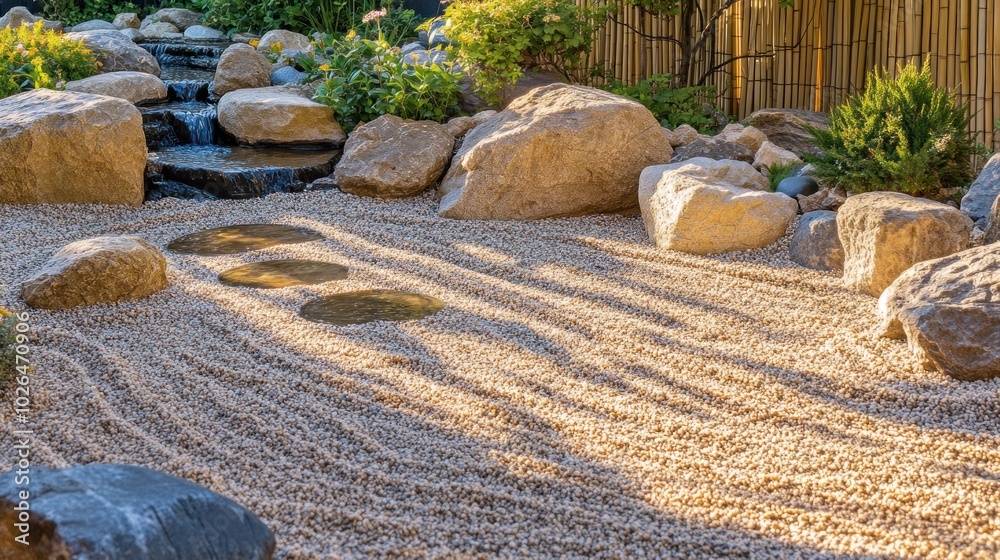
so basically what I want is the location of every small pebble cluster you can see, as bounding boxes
[0,192,998,558]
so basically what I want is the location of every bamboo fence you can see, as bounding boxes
[580,0,999,148]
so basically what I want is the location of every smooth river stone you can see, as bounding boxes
[168,224,324,255]
[219,260,348,288]
[300,290,444,326]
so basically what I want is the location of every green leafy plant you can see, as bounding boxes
[445,0,603,106]
[1,21,99,100]
[766,161,800,192]
[39,0,145,27]
[192,0,417,42]
[602,73,721,133]
[809,62,975,198]
[311,29,462,131]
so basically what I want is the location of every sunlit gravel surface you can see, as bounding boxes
[1,191,998,559]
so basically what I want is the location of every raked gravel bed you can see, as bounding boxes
[1,191,998,559]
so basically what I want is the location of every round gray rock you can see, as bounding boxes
[65,30,161,76]
[789,211,844,272]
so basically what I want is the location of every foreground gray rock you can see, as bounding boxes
[335,115,454,198]
[21,236,168,309]
[639,158,796,254]
[439,84,671,220]
[961,153,1000,227]
[0,90,145,206]
[878,243,1000,381]
[64,71,167,104]
[65,30,160,76]
[789,211,844,271]
[0,464,274,559]
[747,108,828,157]
[837,192,972,296]
[218,86,345,146]
[214,43,271,96]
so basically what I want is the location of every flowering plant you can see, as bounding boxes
[1,22,98,99]
[311,32,462,131]
[445,0,602,105]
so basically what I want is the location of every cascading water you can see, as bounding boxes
[137,41,340,201]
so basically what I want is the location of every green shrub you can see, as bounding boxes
[192,0,417,42]
[39,0,147,27]
[601,73,721,133]
[445,0,601,106]
[311,31,462,131]
[766,161,800,192]
[1,21,99,100]
[809,62,975,198]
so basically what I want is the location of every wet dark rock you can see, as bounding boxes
[146,180,219,202]
[148,146,337,199]
[0,464,274,560]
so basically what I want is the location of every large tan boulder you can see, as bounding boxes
[753,140,802,174]
[877,243,1000,381]
[438,84,672,220]
[747,108,828,157]
[256,30,313,54]
[21,237,168,309]
[639,158,797,254]
[0,90,145,206]
[837,192,973,297]
[0,7,62,31]
[217,86,345,147]
[334,115,454,198]
[64,71,167,105]
[65,30,160,76]
[213,43,271,96]
[716,123,767,154]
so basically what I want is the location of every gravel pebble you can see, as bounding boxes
[1,192,998,559]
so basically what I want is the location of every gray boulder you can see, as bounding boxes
[141,21,180,39]
[0,7,62,31]
[69,19,118,32]
[789,211,844,272]
[670,137,754,164]
[986,196,1000,244]
[961,153,1000,227]
[0,464,274,559]
[270,65,306,86]
[184,24,226,40]
[747,108,828,157]
[65,30,160,76]
[878,242,1000,381]
[143,8,202,31]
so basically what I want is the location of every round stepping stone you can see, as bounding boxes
[167,224,323,255]
[219,259,348,288]
[300,290,444,326]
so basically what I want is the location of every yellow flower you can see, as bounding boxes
[346,29,357,40]
[249,39,260,48]
[318,64,331,72]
